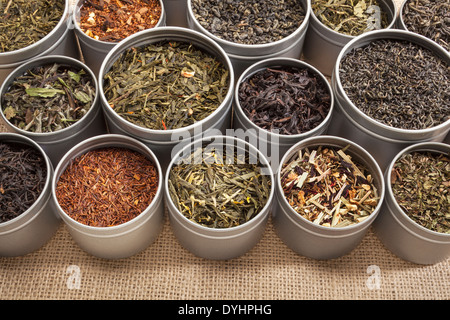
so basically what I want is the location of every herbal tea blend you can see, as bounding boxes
[168,147,271,228]
[238,66,331,135]
[55,147,159,227]
[0,142,47,223]
[191,0,306,45]
[0,0,64,52]
[339,39,450,130]
[281,145,379,227]
[402,0,449,52]
[391,151,450,234]
[312,0,389,36]
[103,40,230,130]
[2,63,95,133]
[79,0,162,42]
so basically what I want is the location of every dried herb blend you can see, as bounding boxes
[191,0,306,45]
[339,39,450,130]
[168,147,271,228]
[2,63,95,133]
[0,142,47,223]
[79,0,162,42]
[0,0,65,52]
[312,0,389,36]
[55,147,159,227]
[103,40,230,130]
[402,0,449,52]
[238,66,331,135]
[281,145,380,227]
[391,151,450,234]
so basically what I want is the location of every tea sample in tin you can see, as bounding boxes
[191,0,306,45]
[0,0,65,52]
[79,0,162,42]
[281,145,380,227]
[0,142,47,223]
[2,63,96,133]
[55,147,159,227]
[402,0,449,52]
[238,66,331,135]
[391,151,450,234]
[312,0,389,36]
[168,146,271,228]
[103,40,230,130]
[339,39,450,130]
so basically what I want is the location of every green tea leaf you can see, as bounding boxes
[25,87,65,98]
[74,91,92,104]
[68,71,81,83]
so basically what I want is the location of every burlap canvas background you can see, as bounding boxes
[0,0,448,300]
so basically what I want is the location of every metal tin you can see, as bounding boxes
[73,0,166,76]
[0,55,107,167]
[98,27,235,173]
[0,133,60,257]
[373,142,450,265]
[186,0,311,78]
[163,0,188,27]
[328,29,450,173]
[302,0,397,77]
[0,0,77,86]
[165,135,275,260]
[273,135,385,260]
[52,134,165,259]
[233,57,334,171]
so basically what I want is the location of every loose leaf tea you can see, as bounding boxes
[0,142,47,223]
[79,0,162,42]
[168,147,271,228]
[0,0,64,52]
[402,0,449,52]
[281,145,379,227]
[55,147,159,227]
[339,39,450,130]
[191,0,306,45]
[103,40,230,130]
[2,63,95,133]
[312,0,389,36]
[238,66,331,135]
[391,151,450,234]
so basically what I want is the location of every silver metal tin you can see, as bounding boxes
[373,142,450,265]
[273,135,385,260]
[98,27,235,173]
[165,135,275,260]
[0,133,60,257]
[73,0,166,76]
[233,57,334,170]
[163,0,188,27]
[0,0,77,85]
[186,0,311,77]
[0,55,107,167]
[328,29,450,173]
[52,134,165,259]
[302,0,397,77]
